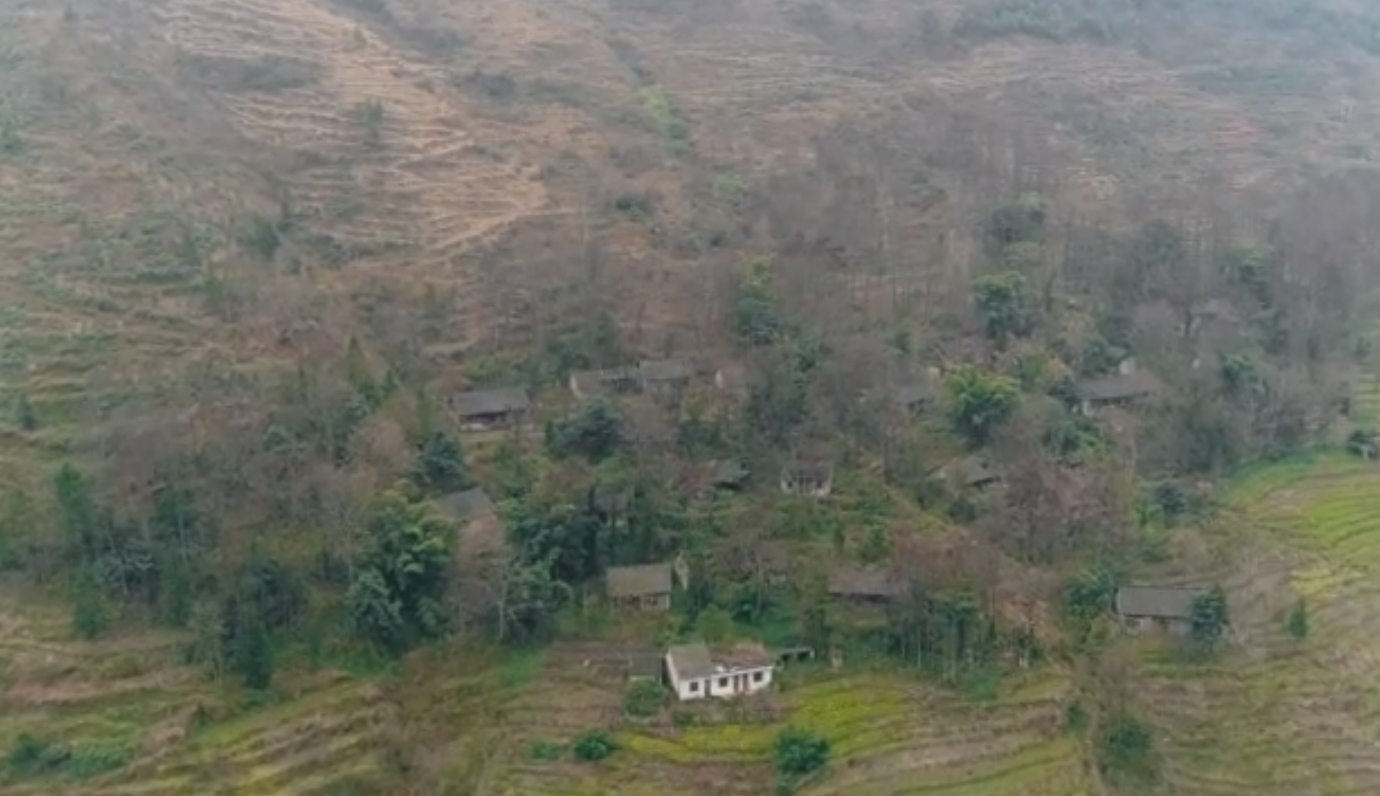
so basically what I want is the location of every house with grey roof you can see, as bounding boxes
[1076,357,1164,415]
[665,641,775,701]
[435,487,495,522]
[828,566,904,604]
[568,367,642,400]
[451,387,532,430]
[1116,586,1206,636]
[606,563,674,611]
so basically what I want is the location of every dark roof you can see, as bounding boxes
[452,387,531,418]
[666,642,715,680]
[607,563,673,597]
[709,459,749,485]
[1077,370,1164,402]
[1116,586,1205,619]
[640,358,694,382]
[435,487,495,521]
[962,456,999,486]
[783,455,833,482]
[828,566,903,599]
[627,651,663,679]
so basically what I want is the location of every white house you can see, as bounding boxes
[665,642,775,701]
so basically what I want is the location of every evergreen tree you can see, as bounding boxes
[232,612,274,690]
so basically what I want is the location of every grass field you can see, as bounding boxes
[1137,452,1380,796]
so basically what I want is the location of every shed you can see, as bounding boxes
[960,455,1000,489]
[1116,586,1205,635]
[639,358,694,384]
[435,487,496,522]
[606,563,674,610]
[780,454,834,497]
[626,651,664,682]
[451,387,531,429]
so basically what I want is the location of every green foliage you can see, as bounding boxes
[0,118,22,155]
[639,85,689,147]
[610,192,656,220]
[572,729,617,762]
[955,0,1127,43]
[528,740,564,761]
[1190,585,1229,653]
[63,743,133,779]
[1286,597,1309,640]
[546,399,623,462]
[409,431,470,494]
[354,99,386,147]
[347,489,455,653]
[735,257,782,347]
[973,270,1029,346]
[231,612,275,690]
[1065,701,1089,735]
[238,214,283,261]
[1097,712,1159,787]
[982,192,1046,249]
[70,567,109,640]
[774,726,830,779]
[6,733,67,777]
[1062,566,1117,621]
[1346,428,1378,460]
[622,679,667,718]
[11,391,36,430]
[945,365,1019,448]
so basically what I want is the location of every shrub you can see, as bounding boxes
[571,729,616,762]
[1286,597,1309,640]
[6,733,68,777]
[1097,713,1158,786]
[528,740,563,761]
[623,679,666,718]
[64,743,132,779]
[774,726,829,778]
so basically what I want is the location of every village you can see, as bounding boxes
[437,352,1209,706]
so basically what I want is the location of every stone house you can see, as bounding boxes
[780,453,834,497]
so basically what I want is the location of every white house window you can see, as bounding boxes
[689,680,700,693]
[753,671,764,683]
[718,677,728,688]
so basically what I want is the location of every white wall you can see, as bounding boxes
[670,666,774,701]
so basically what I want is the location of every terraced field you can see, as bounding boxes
[1138,453,1380,796]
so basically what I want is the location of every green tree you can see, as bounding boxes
[1286,597,1309,640]
[70,567,108,640]
[734,257,782,346]
[547,399,623,462]
[231,611,274,690]
[348,488,455,653]
[945,366,1019,448]
[54,463,101,559]
[409,431,469,494]
[12,392,36,431]
[972,271,1027,346]
[1190,585,1229,652]
[774,726,830,778]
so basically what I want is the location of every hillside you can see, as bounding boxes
[5,0,1380,795]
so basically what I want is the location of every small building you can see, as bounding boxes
[1076,358,1164,415]
[957,455,1000,489]
[606,563,674,611]
[713,361,750,397]
[665,642,775,701]
[626,650,664,682]
[568,367,642,400]
[639,358,694,390]
[780,454,834,497]
[892,367,941,414]
[435,487,496,523]
[828,566,904,604]
[1115,586,1206,636]
[451,387,532,431]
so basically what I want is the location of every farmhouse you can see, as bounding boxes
[780,453,834,497]
[606,563,673,611]
[568,366,642,399]
[828,565,904,604]
[450,387,531,430]
[1076,358,1163,414]
[665,642,775,701]
[1116,585,1206,635]
[639,358,694,392]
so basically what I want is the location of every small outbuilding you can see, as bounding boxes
[828,566,904,605]
[1116,586,1205,636]
[780,454,834,497]
[606,563,674,611]
[665,642,775,701]
[451,387,532,430]
[1076,358,1163,415]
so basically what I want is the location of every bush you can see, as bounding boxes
[622,679,666,718]
[6,733,68,777]
[64,743,132,779]
[1286,597,1309,640]
[528,740,563,761]
[1097,713,1158,786]
[774,726,829,778]
[572,729,616,762]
